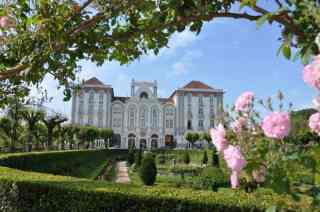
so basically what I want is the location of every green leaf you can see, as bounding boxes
[256,14,271,29]
[282,44,291,59]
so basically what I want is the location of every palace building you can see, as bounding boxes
[71,78,224,149]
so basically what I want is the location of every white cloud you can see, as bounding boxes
[169,49,203,77]
[172,62,189,76]
[169,30,199,49]
[144,30,200,61]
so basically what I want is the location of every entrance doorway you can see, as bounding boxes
[140,139,147,149]
[165,135,176,148]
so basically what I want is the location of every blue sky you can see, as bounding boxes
[38,17,316,118]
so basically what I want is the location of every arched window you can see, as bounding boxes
[99,93,104,104]
[89,91,95,104]
[78,92,84,124]
[128,107,136,129]
[128,133,136,149]
[140,92,148,99]
[151,134,158,149]
[139,107,148,128]
[88,91,95,125]
[151,108,158,128]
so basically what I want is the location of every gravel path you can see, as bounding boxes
[116,161,130,184]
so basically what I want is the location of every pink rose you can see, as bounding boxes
[210,124,227,152]
[0,16,12,28]
[235,92,255,112]
[230,171,240,189]
[303,55,320,90]
[233,117,247,134]
[223,145,247,172]
[309,112,320,135]
[261,112,290,139]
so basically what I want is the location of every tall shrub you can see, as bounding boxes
[183,151,190,165]
[212,148,219,167]
[127,146,135,165]
[202,150,208,165]
[135,149,142,167]
[139,153,157,186]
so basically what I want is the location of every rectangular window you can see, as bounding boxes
[187,93,192,105]
[170,120,173,128]
[198,120,204,129]
[210,95,214,105]
[198,107,204,116]
[199,96,203,106]
[210,120,215,128]
[166,120,170,128]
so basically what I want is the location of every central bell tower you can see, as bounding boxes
[131,79,158,98]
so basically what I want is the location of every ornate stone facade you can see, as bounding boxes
[71,78,224,149]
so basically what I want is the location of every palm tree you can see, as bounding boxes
[99,128,113,149]
[0,117,15,151]
[20,108,44,152]
[63,124,79,150]
[42,114,67,150]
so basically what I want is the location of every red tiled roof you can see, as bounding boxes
[182,81,213,90]
[83,77,105,86]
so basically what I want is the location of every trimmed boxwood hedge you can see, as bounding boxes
[0,150,313,211]
[0,149,127,179]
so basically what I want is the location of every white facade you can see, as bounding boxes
[71,78,224,149]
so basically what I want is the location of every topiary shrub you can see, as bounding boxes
[212,148,219,167]
[139,153,157,186]
[127,147,135,165]
[183,151,190,165]
[134,149,142,168]
[202,150,208,165]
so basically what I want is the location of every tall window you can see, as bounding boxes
[99,93,104,104]
[199,95,203,106]
[166,120,170,128]
[88,91,95,125]
[140,107,147,128]
[89,91,94,104]
[129,108,135,129]
[210,95,214,105]
[198,120,204,130]
[170,120,173,128]
[151,108,158,128]
[78,93,84,124]
[210,119,215,128]
[198,107,204,116]
[98,93,104,127]
[187,93,192,105]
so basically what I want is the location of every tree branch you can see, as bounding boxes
[275,0,283,8]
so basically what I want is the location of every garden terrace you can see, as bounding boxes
[0,149,312,211]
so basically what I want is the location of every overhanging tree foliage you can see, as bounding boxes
[0,0,319,105]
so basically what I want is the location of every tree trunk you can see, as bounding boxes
[27,131,33,152]
[47,127,53,150]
